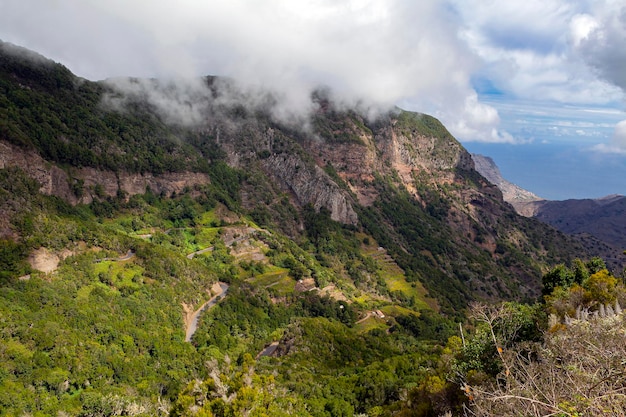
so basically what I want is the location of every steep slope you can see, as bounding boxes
[471,152,625,271]
[532,195,626,268]
[534,195,626,243]
[0,40,584,310]
[0,40,596,417]
[471,153,543,216]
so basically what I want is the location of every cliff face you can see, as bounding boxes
[471,153,543,213]
[299,115,474,207]
[0,42,587,308]
[470,153,626,273]
[0,101,570,302]
[0,38,477,230]
[262,153,358,224]
[0,141,211,205]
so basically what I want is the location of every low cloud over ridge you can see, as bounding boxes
[2,0,626,145]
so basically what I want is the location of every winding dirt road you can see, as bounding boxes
[184,282,229,342]
[256,341,280,359]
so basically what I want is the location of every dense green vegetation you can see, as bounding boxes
[0,171,466,416]
[0,41,598,416]
[395,110,456,144]
[0,42,213,173]
[0,162,599,416]
[357,176,581,315]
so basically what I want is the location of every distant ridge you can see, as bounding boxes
[533,195,626,248]
[472,153,626,270]
[471,154,543,214]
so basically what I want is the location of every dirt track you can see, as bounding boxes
[184,282,229,342]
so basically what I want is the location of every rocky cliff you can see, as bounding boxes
[471,153,543,216]
[262,153,358,224]
[0,41,587,308]
[0,140,211,206]
[471,153,625,272]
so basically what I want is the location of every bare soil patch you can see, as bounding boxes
[28,248,61,274]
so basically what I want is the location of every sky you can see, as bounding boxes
[1,0,625,200]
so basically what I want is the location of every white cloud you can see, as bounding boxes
[455,0,575,52]
[592,120,626,154]
[453,0,624,105]
[573,3,626,90]
[68,1,477,109]
[1,0,498,136]
[102,77,215,127]
[570,14,599,47]
[435,92,517,143]
[614,120,626,147]
[1,0,625,145]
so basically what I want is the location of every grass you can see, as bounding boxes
[352,294,372,306]
[195,227,220,247]
[361,236,437,311]
[198,209,219,227]
[379,304,420,318]
[249,266,294,295]
[354,316,388,334]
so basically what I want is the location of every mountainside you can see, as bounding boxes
[0,41,589,416]
[471,153,543,215]
[472,153,625,271]
[528,195,626,268]
[534,194,626,245]
[0,41,583,305]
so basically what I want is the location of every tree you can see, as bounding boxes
[583,269,618,305]
[541,264,573,295]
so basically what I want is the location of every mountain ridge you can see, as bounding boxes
[472,152,625,270]
[0,39,586,307]
[471,153,543,216]
[0,40,597,417]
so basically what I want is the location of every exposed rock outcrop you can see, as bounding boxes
[263,153,358,225]
[0,140,211,204]
[471,153,544,215]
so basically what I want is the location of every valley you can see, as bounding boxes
[473,153,626,273]
[1,41,621,416]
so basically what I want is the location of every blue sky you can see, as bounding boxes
[465,141,626,200]
[464,92,626,199]
[1,0,625,200]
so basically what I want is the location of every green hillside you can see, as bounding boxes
[0,41,591,416]
[0,170,457,416]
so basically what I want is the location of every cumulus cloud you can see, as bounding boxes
[455,0,574,52]
[571,3,626,154]
[449,93,516,143]
[405,90,517,143]
[96,0,480,124]
[570,13,599,47]
[593,120,626,154]
[614,120,626,146]
[573,5,626,91]
[1,0,504,138]
[2,0,625,144]
[453,0,624,105]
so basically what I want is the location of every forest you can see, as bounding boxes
[3,165,625,416]
[1,40,623,416]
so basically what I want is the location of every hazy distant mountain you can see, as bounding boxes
[473,153,626,269]
[471,153,543,210]
[533,195,626,247]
